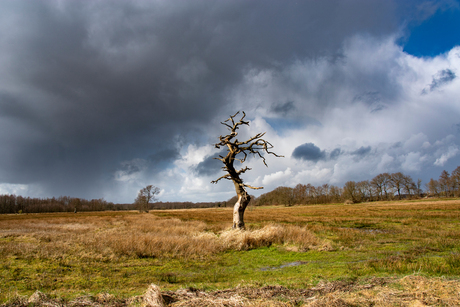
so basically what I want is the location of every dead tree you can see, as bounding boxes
[212,111,282,229]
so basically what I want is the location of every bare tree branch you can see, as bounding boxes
[236,166,251,175]
[213,156,225,162]
[211,173,232,184]
[243,184,263,190]
[212,112,283,185]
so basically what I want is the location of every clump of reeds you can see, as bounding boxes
[89,216,221,259]
[219,224,324,251]
[97,222,326,259]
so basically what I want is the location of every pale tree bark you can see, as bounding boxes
[232,183,250,229]
[212,111,282,229]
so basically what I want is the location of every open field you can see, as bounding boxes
[1,198,460,306]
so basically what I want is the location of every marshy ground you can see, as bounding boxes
[1,199,460,306]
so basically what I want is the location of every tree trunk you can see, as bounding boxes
[232,185,250,229]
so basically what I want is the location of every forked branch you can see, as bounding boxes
[212,111,283,190]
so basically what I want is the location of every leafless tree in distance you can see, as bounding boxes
[135,185,160,213]
[212,111,283,229]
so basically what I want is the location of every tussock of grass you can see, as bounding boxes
[219,224,326,251]
[92,216,218,259]
[100,231,222,259]
[99,222,325,259]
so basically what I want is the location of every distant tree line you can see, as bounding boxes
[1,166,459,214]
[126,194,256,210]
[0,195,245,214]
[139,201,232,210]
[0,195,122,214]
[254,166,460,206]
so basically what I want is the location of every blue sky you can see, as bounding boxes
[403,4,460,56]
[0,0,459,203]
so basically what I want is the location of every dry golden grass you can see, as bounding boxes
[0,211,325,262]
[152,199,460,225]
[2,199,460,306]
[219,225,327,251]
[1,199,460,263]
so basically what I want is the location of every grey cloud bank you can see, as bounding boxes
[0,0,459,203]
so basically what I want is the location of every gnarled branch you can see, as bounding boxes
[212,111,283,187]
[211,173,232,184]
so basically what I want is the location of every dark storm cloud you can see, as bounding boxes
[351,146,372,157]
[148,148,180,170]
[329,148,342,160]
[121,163,142,176]
[292,143,326,162]
[0,0,414,200]
[271,101,295,116]
[428,69,456,92]
[195,152,224,176]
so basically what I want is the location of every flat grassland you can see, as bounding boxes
[1,199,460,306]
